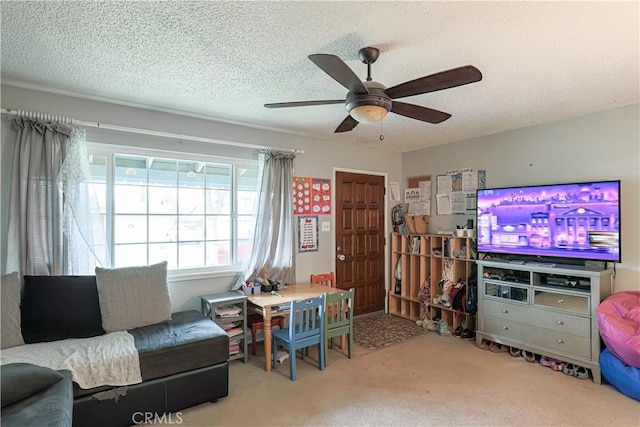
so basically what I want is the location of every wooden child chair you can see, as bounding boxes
[247,313,286,356]
[324,288,354,363]
[310,272,336,287]
[272,295,326,381]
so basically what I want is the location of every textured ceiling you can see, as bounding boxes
[1,1,638,153]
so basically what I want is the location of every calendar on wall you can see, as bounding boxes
[292,176,332,215]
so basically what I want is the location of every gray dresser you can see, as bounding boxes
[476,259,612,383]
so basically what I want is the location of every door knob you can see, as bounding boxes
[337,254,346,261]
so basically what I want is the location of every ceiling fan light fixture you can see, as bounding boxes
[345,86,392,124]
[349,105,389,123]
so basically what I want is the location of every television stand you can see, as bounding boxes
[476,259,612,383]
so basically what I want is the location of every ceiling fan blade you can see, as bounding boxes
[264,99,345,108]
[391,101,452,124]
[334,115,359,133]
[309,54,370,95]
[385,65,482,99]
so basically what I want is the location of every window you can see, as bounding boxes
[87,147,259,272]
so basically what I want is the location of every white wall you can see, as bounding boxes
[402,104,640,292]
[0,85,403,311]
[3,85,636,307]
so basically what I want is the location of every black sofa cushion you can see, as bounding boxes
[128,310,229,382]
[21,276,105,343]
[72,310,229,399]
[1,363,64,408]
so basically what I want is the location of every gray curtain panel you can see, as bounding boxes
[5,117,107,276]
[6,118,69,275]
[242,150,296,285]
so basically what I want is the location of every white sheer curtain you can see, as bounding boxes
[6,117,108,276]
[58,126,110,274]
[241,150,296,285]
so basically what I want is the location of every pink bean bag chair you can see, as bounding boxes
[597,291,640,368]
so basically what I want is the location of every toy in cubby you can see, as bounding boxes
[440,280,454,308]
[433,278,461,308]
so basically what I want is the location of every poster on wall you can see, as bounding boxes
[292,177,332,215]
[436,168,486,215]
[297,215,319,252]
[406,175,432,216]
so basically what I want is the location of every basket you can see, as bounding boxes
[405,215,429,234]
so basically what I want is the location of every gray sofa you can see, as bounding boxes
[1,364,73,427]
[1,271,230,427]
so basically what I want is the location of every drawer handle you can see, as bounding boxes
[557,298,564,304]
[502,309,509,314]
[556,320,564,325]
[557,339,564,344]
[502,326,509,331]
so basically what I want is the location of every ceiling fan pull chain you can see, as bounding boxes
[379,116,384,141]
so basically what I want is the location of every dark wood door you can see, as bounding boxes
[335,171,386,316]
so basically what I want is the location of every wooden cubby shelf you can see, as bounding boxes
[389,233,477,329]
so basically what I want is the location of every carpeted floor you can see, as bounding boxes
[173,331,640,426]
[353,313,427,350]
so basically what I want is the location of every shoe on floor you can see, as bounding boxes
[479,339,491,350]
[574,366,590,379]
[426,320,438,332]
[562,363,576,375]
[454,326,464,337]
[540,356,557,367]
[522,350,536,363]
[552,360,566,371]
[509,347,521,357]
[461,329,476,340]
[489,342,505,353]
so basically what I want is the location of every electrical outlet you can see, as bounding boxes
[322,222,330,232]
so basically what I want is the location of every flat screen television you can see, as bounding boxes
[476,180,621,263]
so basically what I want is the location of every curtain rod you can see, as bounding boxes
[0,108,304,154]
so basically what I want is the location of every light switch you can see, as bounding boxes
[322,222,331,232]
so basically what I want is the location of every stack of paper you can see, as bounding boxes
[215,305,241,318]
[229,337,242,355]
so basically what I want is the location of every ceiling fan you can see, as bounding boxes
[265,47,482,133]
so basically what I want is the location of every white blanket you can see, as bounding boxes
[0,331,142,389]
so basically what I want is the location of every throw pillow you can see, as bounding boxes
[95,261,172,333]
[1,363,64,408]
[1,272,24,349]
[21,275,105,343]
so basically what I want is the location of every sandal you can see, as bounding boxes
[522,350,536,363]
[562,363,577,376]
[574,366,590,379]
[489,342,509,353]
[509,347,521,357]
[489,342,502,352]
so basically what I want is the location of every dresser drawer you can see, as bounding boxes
[483,315,591,358]
[484,281,529,303]
[533,289,590,315]
[529,306,590,338]
[483,299,590,337]
[483,298,529,320]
